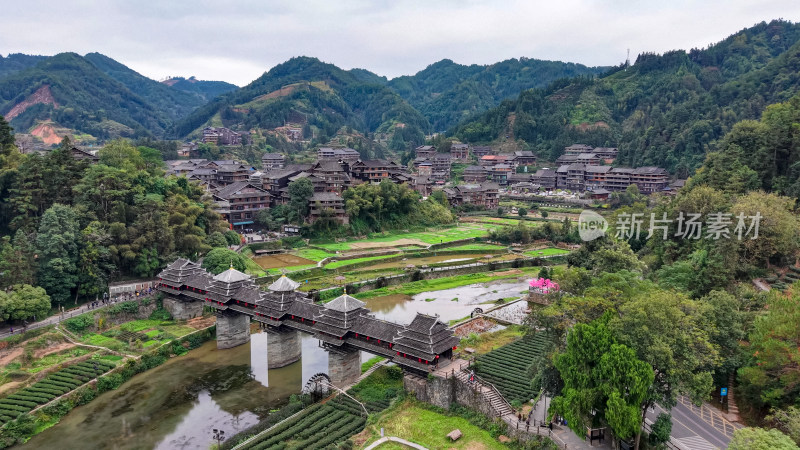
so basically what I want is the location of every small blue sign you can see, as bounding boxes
[720,388,728,396]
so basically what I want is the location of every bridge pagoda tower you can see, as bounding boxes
[393,313,460,370]
[156,258,209,320]
[205,267,259,349]
[314,293,367,387]
[259,276,303,368]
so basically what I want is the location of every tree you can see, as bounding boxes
[35,204,80,305]
[288,178,314,222]
[0,115,13,149]
[76,221,114,299]
[731,191,799,267]
[649,413,672,446]
[728,427,799,450]
[699,290,746,376]
[537,266,550,280]
[550,315,654,446]
[134,247,161,278]
[611,290,718,449]
[767,407,800,446]
[202,248,248,274]
[496,207,504,216]
[567,236,644,275]
[541,210,549,218]
[98,139,144,170]
[0,285,51,322]
[0,230,37,288]
[518,207,528,217]
[206,232,228,248]
[224,230,241,246]
[430,189,448,207]
[738,290,800,411]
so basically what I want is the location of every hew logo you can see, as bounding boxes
[578,210,608,241]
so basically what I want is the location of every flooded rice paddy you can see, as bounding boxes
[251,253,316,269]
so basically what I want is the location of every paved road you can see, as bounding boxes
[650,399,737,450]
[0,293,156,340]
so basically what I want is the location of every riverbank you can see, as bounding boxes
[0,322,216,448]
[354,267,541,300]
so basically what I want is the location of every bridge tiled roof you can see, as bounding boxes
[324,294,365,312]
[269,276,301,292]
[353,316,402,342]
[393,313,460,361]
[159,258,460,367]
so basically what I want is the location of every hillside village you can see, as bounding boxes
[142,136,678,230]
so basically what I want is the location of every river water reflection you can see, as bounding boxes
[27,279,528,449]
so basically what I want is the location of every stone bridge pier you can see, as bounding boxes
[267,327,301,369]
[216,311,250,349]
[163,296,204,320]
[328,347,361,388]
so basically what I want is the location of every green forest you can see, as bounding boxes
[527,90,800,448]
[454,20,800,176]
[0,119,229,313]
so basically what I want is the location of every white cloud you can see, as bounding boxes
[1,0,799,86]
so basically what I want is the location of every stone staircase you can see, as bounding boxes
[725,373,741,423]
[452,369,514,418]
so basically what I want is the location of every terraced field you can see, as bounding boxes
[0,359,116,424]
[239,366,402,449]
[473,333,552,403]
[240,400,366,450]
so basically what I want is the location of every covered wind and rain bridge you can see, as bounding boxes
[156,259,460,386]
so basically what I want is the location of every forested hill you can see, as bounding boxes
[172,56,431,155]
[0,54,48,80]
[82,52,208,120]
[387,58,609,131]
[0,53,177,139]
[161,76,239,102]
[452,19,800,176]
[0,53,236,141]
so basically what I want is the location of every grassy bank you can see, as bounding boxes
[458,325,527,356]
[312,224,503,252]
[523,247,570,257]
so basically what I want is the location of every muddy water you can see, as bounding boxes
[251,253,315,269]
[27,333,329,450]
[360,280,530,324]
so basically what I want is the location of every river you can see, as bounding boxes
[27,279,529,449]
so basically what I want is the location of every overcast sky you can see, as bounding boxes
[2,1,799,86]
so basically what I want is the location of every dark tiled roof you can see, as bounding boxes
[609,167,635,174]
[261,153,285,160]
[353,316,402,342]
[214,182,269,200]
[632,166,668,175]
[310,192,343,202]
[405,313,447,334]
[585,165,612,173]
[312,161,346,172]
[533,169,556,177]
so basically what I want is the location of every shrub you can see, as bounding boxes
[63,315,94,334]
[149,308,171,321]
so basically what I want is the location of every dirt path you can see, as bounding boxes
[0,348,23,366]
[34,342,75,359]
[186,316,216,329]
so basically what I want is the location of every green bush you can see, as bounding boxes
[105,301,141,316]
[63,315,94,334]
[148,308,171,321]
